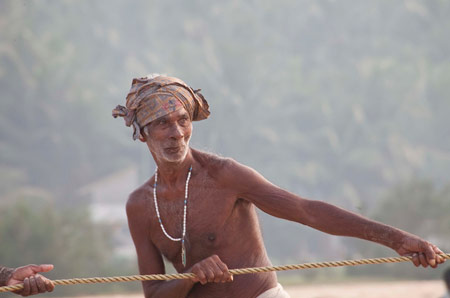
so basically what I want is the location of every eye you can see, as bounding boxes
[179,117,189,125]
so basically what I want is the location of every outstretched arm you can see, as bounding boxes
[224,159,446,268]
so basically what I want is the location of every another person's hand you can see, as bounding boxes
[395,234,446,268]
[188,255,233,285]
[6,264,55,297]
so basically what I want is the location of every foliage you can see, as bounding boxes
[346,178,450,279]
[0,194,139,296]
[1,1,449,206]
[0,0,449,290]
[0,0,135,200]
[373,179,450,247]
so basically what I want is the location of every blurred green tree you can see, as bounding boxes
[1,0,450,284]
[0,194,139,296]
[346,178,450,279]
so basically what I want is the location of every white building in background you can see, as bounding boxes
[79,166,139,259]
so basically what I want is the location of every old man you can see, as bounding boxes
[113,74,445,298]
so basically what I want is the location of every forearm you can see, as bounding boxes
[143,278,195,298]
[303,200,406,250]
[0,266,14,287]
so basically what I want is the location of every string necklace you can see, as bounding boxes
[153,165,192,267]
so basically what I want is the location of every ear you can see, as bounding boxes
[139,128,147,142]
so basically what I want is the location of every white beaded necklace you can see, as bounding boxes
[153,165,192,267]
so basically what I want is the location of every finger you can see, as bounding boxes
[210,262,224,283]
[432,246,446,264]
[204,267,215,283]
[45,279,55,292]
[205,259,223,283]
[193,268,207,285]
[210,255,232,282]
[215,260,229,272]
[29,276,39,295]
[215,261,231,283]
[30,264,54,274]
[423,244,436,267]
[419,253,428,268]
[20,277,30,297]
[437,253,446,264]
[436,254,446,265]
[433,245,444,255]
[411,253,420,267]
[35,275,47,293]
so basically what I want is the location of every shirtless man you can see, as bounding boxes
[113,75,446,298]
[0,264,54,296]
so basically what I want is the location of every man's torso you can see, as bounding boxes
[136,150,278,297]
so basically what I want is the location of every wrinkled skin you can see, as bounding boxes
[127,108,445,298]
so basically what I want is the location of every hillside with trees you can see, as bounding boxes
[1,0,449,295]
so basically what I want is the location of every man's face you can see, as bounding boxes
[144,108,192,164]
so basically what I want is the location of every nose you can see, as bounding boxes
[169,123,184,140]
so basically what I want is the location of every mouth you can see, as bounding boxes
[165,146,182,154]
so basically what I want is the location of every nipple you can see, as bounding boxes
[208,233,216,241]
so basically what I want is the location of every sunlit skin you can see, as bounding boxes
[142,108,192,165]
[126,107,446,298]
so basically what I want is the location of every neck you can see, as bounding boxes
[153,149,194,187]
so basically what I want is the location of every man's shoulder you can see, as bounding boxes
[192,149,241,174]
[192,149,251,184]
[126,180,152,210]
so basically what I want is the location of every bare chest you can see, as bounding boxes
[148,176,246,268]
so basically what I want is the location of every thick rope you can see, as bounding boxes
[1,253,449,293]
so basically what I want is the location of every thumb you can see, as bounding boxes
[30,264,54,274]
[11,264,53,281]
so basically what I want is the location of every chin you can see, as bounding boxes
[161,150,189,164]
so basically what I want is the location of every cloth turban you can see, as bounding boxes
[112,75,210,140]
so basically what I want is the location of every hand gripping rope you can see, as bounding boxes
[1,253,449,293]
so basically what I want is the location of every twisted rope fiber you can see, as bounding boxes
[1,253,449,293]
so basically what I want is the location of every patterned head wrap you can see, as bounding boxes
[112,75,210,140]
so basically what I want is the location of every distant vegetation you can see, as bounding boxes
[0,0,449,295]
